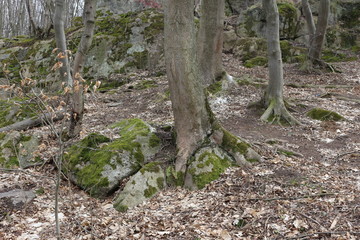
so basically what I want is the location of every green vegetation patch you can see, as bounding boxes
[188,150,231,189]
[207,81,223,95]
[221,129,250,155]
[307,108,344,121]
[244,56,267,68]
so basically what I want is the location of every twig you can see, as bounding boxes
[296,211,327,231]
[337,151,360,159]
[289,231,360,239]
[244,193,335,202]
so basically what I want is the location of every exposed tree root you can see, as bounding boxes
[260,99,301,126]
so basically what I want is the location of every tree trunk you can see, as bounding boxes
[197,0,225,85]
[301,0,315,48]
[165,0,259,188]
[25,0,38,37]
[165,0,211,173]
[54,0,72,86]
[261,0,299,125]
[69,0,97,137]
[308,0,330,64]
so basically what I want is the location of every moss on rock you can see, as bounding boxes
[186,147,232,190]
[64,119,161,198]
[244,56,267,68]
[307,108,344,121]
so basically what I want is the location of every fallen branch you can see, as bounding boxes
[0,111,65,132]
[286,83,353,89]
[320,92,360,104]
[244,192,335,202]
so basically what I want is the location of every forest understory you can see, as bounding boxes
[1,54,360,240]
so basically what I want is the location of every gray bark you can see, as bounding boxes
[309,0,330,64]
[70,0,97,137]
[54,0,72,86]
[197,0,225,85]
[261,0,299,125]
[301,0,315,48]
[164,0,211,173]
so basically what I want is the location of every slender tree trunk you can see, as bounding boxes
[54,0,72,86]
[308,0,330,64]
[165,0,211,173]
[69,0,97,137]
[261,0,299,125]
[301,0,315,48]
[197,0,225,85]
[25,0,38,36]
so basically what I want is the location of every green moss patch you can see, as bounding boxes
[188,148,231,190]
[307,108,344,121]
[244,56,267,68]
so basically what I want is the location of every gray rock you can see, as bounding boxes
[0,189,36,207]
[113,161,165,212]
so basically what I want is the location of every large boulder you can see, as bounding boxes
[0,9,164,89]
[63,119,162,198]
[113,161,165,212]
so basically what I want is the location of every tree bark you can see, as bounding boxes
[69,0,97,137]
[261,0,299,125]
[301,0,315,48]
[308,0,330,64]
[25,0,38,37]
[197,0,225,85]
[54,0,72,86]
[165,0,211,173]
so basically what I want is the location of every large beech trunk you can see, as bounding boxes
[54,0,72,86]
[197,0,225,85]
[69,0,97,137]
[164,0,212,173]
[308,0,330,64]
[261,0,299,125]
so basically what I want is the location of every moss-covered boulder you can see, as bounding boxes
[63,118,161,198]
[0,9,164,89]
[306,108,344,121]
[113,161,165,212]
[185,147,233,190]
[0,131,42,168]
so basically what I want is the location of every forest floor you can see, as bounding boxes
[1,55,360,239]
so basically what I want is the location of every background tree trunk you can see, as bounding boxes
[54,0,72,86]
[197,0,225,85]
[164,0,211,173]
[301,0,315,48]
[308,0,330,65]
[70,0,97,137]
[261,0,299,125]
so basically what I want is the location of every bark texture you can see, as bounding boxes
[54,0,72,86]
[197,0,225,85]
[70,0,97,137]
[308,0,330,64]
[164,0,211,173]
[261,0,299,125]
[301,0,315,47]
